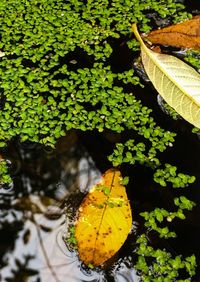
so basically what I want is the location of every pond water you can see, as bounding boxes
[1,122,200,281]
[0,134,140,282]
[1,1,200,281]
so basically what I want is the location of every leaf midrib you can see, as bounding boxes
[143,45,200,108]
[132,23,200,108]
[92,170,116,262]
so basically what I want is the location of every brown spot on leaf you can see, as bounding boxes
[75,168,132,266]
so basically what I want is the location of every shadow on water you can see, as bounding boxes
[1,121,200,281]
[1,1,200,281]
[0,132,140,282]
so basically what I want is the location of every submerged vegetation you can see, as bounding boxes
[0,0,199,281]
[0,159,12,185]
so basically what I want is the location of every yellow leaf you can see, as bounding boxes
[75,168,132,266]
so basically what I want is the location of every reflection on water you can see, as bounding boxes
[0,136,139,282]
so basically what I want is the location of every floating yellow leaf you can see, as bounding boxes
[75,168,132,267]
[132,24,200,129]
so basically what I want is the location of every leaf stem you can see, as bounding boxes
[132,24,145,47]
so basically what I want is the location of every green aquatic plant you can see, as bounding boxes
[108,137,175,169]
[141,196,195,238]
[65,226,78,250]
[154,164,196,188]
[135,234,196,281]
[0,0,187,147]
[0,160,12,186]
[0,0,197,280]
[185,50,200,70]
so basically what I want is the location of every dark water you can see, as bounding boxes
[1,121,200,282]
[0,134,140,282]
[1,1,200,281]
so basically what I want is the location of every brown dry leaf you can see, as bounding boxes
[145,15,200,51]
[75,168,132,267]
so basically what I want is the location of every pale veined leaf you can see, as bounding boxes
[132,24,200,129]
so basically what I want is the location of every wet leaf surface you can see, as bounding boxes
[75,168,132,267]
